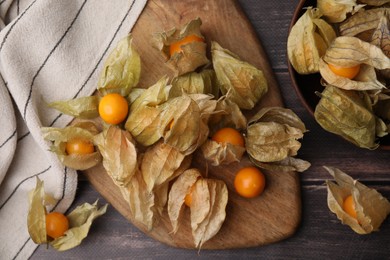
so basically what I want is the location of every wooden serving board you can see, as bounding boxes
[84,0,301,249]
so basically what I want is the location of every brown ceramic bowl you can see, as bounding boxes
[287,0,390,149]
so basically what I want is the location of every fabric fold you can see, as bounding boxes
[0,0,147,259]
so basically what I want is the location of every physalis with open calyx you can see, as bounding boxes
[27,178,107,251]
[324,166,390,234]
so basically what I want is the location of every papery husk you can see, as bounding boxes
[47,96,99,119]
[287,7,336,74]
[359,0,390,6]
[372,12,390,56]
[167,169,228,247]
[375,116,388,137]
[208,97,247,135]
[248,107,307,132]
[154,17,208,76]
[51,200,107,251]
[128,88,145,104]
[191,178,228,249]
[129,76,171,112]
[187,94,218,149]
[27,178,107,251]
[245,107,307,163]
[323,36,390,70]
[339,8,388,37]
[154,183,170,216]
[125,76,171,146]
[201,139,245,166]
[168,169,201,234]
[27,177,48,244]
[314,85,379,149]
[41,121,101,170]
[366,88,390,106]
[320,36,390,91]
[94,125,137,187]
[320,59,386,91]
[190,93,218,117]
[211,41,268,109]
[120,164,156,231]
[97,34,141,96]
[324,166,390,234]
[250,156,311,173]
[201,96,246,166]
[160,94,213,155]
[317,0,364,23]
[126,105,163,146]
[246,121,303,162]
[141,141,192,192]
[371,10,390,80]
[169,69,219,98]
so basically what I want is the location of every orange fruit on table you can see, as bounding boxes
[45,212,69,239]
[234,166,266,198]
[343,195,358,219]
[169,34,205,57]
[328,63,361,79]
[98,93,129,125]
[211,127,245,147]
[65,138,94,155]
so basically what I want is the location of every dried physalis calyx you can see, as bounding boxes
[287,7,336,75]
[41,121,101,170]
[314,85,387,149]
[154,17,209,76]
[119,161,155,231]
[319,36,390,91]
[201,126,246,166]
[47,95,100,120]
[212,41,268,110]
[201,97,247,166]
[141,141,191,193]
[125,76,171,146]
[245,107,310,172]
[159,93,216,155]
[339,8,389,40]
[167,169,228,249]
[169,69,219,99]
[317,0,364,23]
[93,125,137,187]
[324,166,390,234]
[97,34,141,97]
[118,140,193,232]
[28,177,107,251]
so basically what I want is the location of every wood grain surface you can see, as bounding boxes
[32,0,390,259]
[83,0,301,249]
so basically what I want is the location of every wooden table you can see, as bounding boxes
[31,0,390,259]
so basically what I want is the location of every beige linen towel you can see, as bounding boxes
[0,0,146,259]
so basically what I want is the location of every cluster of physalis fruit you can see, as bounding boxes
[34,17,312,249]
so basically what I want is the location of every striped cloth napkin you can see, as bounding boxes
[0,0,146,259]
